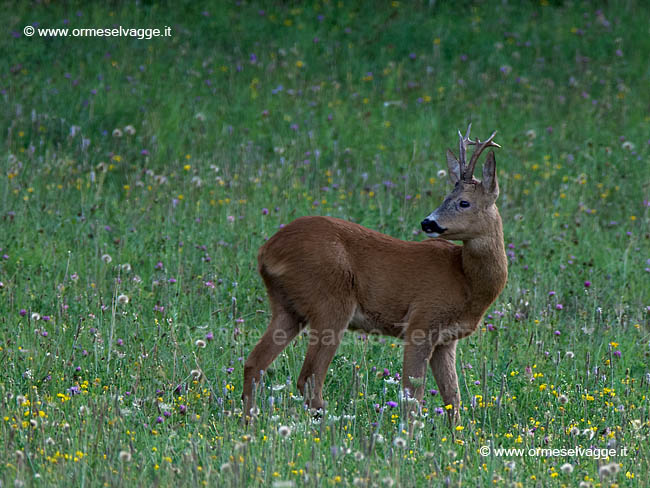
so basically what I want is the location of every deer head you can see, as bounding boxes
[421,124,501,240]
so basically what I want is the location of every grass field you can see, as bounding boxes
[1,1,649,486]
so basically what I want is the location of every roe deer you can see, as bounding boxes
[243,125,507,422]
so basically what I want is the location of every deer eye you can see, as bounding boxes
[459,200,471,208]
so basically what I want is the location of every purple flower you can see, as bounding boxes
[42,316,51,322]
[117,338,124,346]
[434,407,445,415]
[548,291,556,296]
[20,309,27,316]
[156,416,164,424]
[429,389,438,396]
[613,350,622,358]
[554,330,561,336]
[262,208,269,215]
[178,404,187,414]
[163,411,171,418]
[584,281,591,288]
[386,401,398,408]
[206,332,214,341]
[556,304,563,310]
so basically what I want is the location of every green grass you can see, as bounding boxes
[1,1,648,486]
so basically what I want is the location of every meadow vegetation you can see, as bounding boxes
[1,1,648,486]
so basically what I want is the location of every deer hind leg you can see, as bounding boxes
[429,339,461,424]
[243,306,302,416]
[297,304,354,411]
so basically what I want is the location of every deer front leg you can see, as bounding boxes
[429,339,461,424]
[402,327,436,415]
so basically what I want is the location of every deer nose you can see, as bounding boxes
[421,218,446,235]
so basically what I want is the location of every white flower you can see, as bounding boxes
[393,437,406,448]
[560,463,574,474]
[598,465,611,478]
[437,169,447,178]
[558,394,568,405]
[121,263,132,273]
[124,125,136,136]
[119,450,132,462]
[526,129,537,139]
[190,369,202,379]
[112,128,123,138]
[117,294,129,305]
[31,313,41,321]
[195,112,206,122]
[278,425,292,438]
[101,254,112,264]
[195,339,206,349]
[621,141,635,151]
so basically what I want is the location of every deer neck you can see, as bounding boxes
[461,212,508,316]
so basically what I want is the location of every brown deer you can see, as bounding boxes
[243,125,507,422]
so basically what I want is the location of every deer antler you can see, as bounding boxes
[464,130,501,181]
[457,123,475,180]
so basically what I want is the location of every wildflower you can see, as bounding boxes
[101,254,112,264]
[195,339,206,349]
[558,394,569,405]
[31,313,41,321]
[117,294,129,305]
[584,280,591,288]
[119,450,132,462]
[599,465,611,478]
[621,141,635,151]
[124,125,136,136]
[156,416,164,424]
[190,369,202,379]
[278,425,292,438]
[526,129,537,139]
[381,477,395,487]
[386,401,398,408]
[112,128,123,138]
[437,169,447,178]
[393,437,407,448]
[565,351,575,358]
[560,463,573,474]
[556,304,563,310]
[220,462,232,473]
[121,263,132,273]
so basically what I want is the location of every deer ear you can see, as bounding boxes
[446,149,461,185]
[482,151,499,196]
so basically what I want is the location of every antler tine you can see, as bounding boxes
[464,130,500,181]
[457,123,474,175]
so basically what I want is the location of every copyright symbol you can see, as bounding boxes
[24,25,35,37]
[480,445,490,457]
